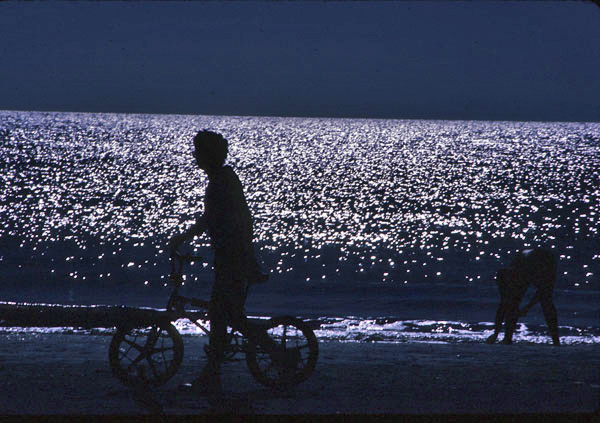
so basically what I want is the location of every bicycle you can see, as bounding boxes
[109,251,319,389]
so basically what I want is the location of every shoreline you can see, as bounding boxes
[0,333,598,415]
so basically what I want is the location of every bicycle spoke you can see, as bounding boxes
[160,337,174,369]
[118,341,135,360]
[147,357,160,380]
[129,350,149,367]
[146,328,159,349]
[282,326,288,349]
[151,346,175,354]
[122,338,145,352]
[120,353,136,366]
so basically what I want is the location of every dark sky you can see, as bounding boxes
[1,1,599,122]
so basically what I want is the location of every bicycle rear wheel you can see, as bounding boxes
[245,316,318,388]
[109,322,184,387]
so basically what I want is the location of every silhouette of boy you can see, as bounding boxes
[486,247,560,346]
[169,130,267,395]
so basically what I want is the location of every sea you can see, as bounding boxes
[1,110,598,345]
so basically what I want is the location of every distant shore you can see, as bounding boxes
[0,333,598,415]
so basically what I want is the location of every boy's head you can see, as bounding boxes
[193,130,228,171]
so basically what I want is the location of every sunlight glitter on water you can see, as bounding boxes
[0,111,599,293]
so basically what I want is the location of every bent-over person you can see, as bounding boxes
[486,247,560,346]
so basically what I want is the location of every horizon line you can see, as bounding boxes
[1,108,598,125]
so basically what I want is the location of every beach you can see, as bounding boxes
[0,332,598,415]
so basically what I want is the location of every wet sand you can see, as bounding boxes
[0,333,598,415]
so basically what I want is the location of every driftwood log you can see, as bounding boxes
[0,303,204,329]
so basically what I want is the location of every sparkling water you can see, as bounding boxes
[1,111,598,343]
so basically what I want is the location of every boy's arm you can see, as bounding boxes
[486,302,506,344]
[169,215,207,251]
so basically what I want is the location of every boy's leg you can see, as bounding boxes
[224,282,280,354]
[501,302,519,344]
[486,301,507,344]
[539,287,560,345]
[227,296,297,371]
[502,284,527,344]
[192,282,228,393]
[242,320,280,353]
[199,252,238,383]
[204,303,227,377]
[237,316,302,383]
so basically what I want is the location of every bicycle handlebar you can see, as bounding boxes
[170,251,204,263]
[169,250,204,285]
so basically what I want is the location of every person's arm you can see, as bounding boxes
[169,215,207,251]
[486,302,506,344]
[519,292,540,317]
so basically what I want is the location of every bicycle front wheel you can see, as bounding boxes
[246,316,318,388]
[109,322,184,387]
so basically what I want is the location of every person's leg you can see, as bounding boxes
[225,249,277,353]
[240,318,280,353]
[234,314,301,383]
[192,280,228,393]
[502,284,528,344]
[539,287,560,345]
[204,292,227,377]
[226,281,292,370]
[224,279,279,353]
[486,301,507,343]
[501,301,520,344]
[197,252,236,382]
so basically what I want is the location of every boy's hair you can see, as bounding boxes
[193,130,228,168]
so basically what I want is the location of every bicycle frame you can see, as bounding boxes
[166,251,251,358]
